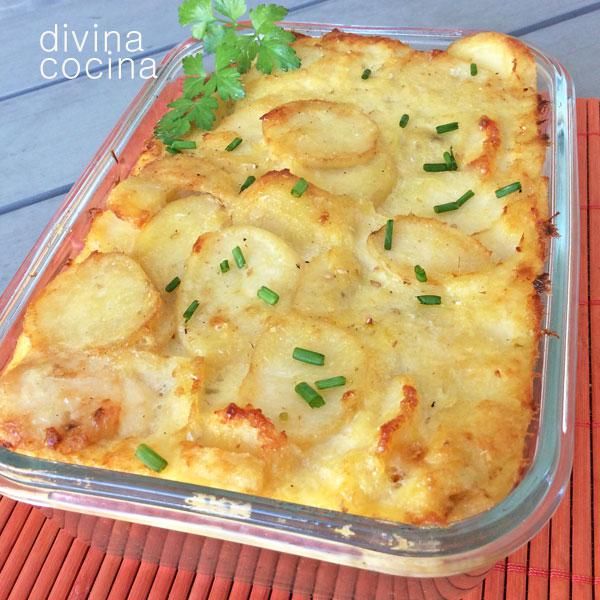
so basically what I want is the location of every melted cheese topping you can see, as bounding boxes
[0,30,548,525]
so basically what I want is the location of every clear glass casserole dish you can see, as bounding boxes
[0,24,577,582]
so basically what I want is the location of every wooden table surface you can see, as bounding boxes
[0,0,596,293]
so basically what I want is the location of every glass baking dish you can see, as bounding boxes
[0,23,577,584]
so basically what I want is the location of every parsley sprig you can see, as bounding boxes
[155,0,301,151]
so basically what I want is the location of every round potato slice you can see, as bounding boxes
[262,99,379,169]
[26,253,160,351]
[368,215,493,283]
[238,313,365,445]
[134,194,228,291]
[178,226,300,364]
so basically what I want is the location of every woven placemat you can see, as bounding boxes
[0,98,597,600]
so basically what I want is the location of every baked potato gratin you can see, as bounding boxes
[0,30,551,525]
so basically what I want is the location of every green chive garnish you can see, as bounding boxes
[165,276,181,293]
[436,122,459,134]
[423,163,451,172]
[384,219,394,250]
[232,246,246,268]
[225,137,243,152]
[443,151,453,169]
[399,114,409,128]
[470,63,478,76]
[170,140,197,151]
[315,376,346,390]
[279,411,288,421]
[183,300,199,322]
[295,382,325,408]
[495,182,522,198]
[291,178,308,197]
[417,295,442,305]
[361,68,372,80]
[293,347,325,366]
[414,265,427,282]
[434,201,460,213]
[257,286,279,305]
[166,146,179,155]
[135,443,168,472]
[240,175,256,193]
[219,260,230,273]
[455,189,475,207]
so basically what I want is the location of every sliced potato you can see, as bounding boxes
[134,194,229,291]
[232,170,355,260]
[238,313,366,445]
[262,99,379,168]
[368,215,493,283]
[447,32,536,86]
[293,247,362,315]
[76,210,139,263]
[107,176,174,226]
[0,350,202,452]
[25,253,160,351]
[178,226,300,364]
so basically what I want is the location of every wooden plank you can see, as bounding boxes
[28,530,75,599]
[526,524,550,599]
[48,538,91,599]
[504,544,528,600]
[0,194,63,294]
[523,12,600,98]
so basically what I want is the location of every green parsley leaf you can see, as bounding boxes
[214,0,247,21]
[249,3,288,32]
[203,21,226,53]
[189,94,219,129]
[213,66,245,101]
[182,53,206,77]
[182,76,205,99]
[179,0,215,39]
[256,26,300,74]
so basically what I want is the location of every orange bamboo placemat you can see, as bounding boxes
[0,98,597,600]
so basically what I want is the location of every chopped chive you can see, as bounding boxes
[232,246,246,268]
[436,122,459,134]
[495,181,522,198]
[315,375,346,390]
[423,163,451,172]
[433,201,459,213]
[135,443,168,472]
[166,146,180,154]
[170,140,197,151]
[165,276,181,293]
[417,295,442,305]
[239,175,256,193]
[183,299,199,322]
[293,347,325,366]
[414,265,427,282]
[361,68,372,80]
[470,63,478,76]
[225,137,243,152]
[291,178,309,197]
[455,189,475,207]
[384,219,394,250]
[295,382,325,408]
[257,285,279,305]
[399,113,410,128]
[279,411,289,421]
[443,151,453,169]
[219,259,230,273]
